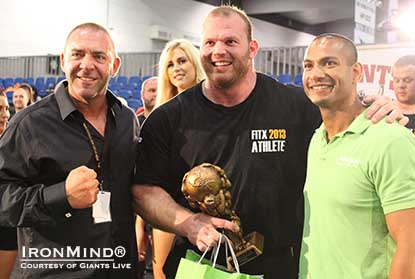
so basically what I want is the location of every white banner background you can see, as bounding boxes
[357,43,415,98]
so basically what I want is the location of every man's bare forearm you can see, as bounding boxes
[389,244,415,278]
[132,184,239,251]
[131,184,193,237]
[386,208,415,279]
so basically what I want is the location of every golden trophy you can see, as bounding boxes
[181,163,264,266]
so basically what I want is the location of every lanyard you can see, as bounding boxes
[82,122,103,191]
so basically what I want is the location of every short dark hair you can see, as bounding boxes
[205,5,253,41]
[65,22,116,56]
[17,83,34,105]
[312,33,358,65]
[393,55,415,68]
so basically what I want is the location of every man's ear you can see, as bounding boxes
[249,39,259,60]
[60,53,66,74]
[352,62,363,84]
[111,56,122,77]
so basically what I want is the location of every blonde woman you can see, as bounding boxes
[156,39,205,106]
[152,39,205,279]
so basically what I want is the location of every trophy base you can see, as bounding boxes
[228,231,264,267]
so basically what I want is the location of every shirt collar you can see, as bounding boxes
[315,107,372,141]
[345,107,372,135]
[55,81,122,120]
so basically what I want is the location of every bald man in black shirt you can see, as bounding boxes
[0,23,139,278]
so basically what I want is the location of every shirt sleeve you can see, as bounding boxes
[133,103,176,194]
[372,130,415,214]
[0,118,71,228]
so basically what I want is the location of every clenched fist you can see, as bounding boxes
[65,166,100,209]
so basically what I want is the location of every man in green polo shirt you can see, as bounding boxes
[299,33,415,279]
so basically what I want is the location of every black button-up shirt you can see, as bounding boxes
[0,82,140,278]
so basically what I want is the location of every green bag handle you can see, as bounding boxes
[197,233,240,273]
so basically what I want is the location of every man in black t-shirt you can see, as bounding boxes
[132,7,319,278]
[392,55,415,134]
[132,6,406,279]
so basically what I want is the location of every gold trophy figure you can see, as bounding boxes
[181,163,264,266]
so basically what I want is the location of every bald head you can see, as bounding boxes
[204,5,253,41]
[309,33,357,66]
[392,55,415,107]
[65,23,117,58]
[141,77,158,111]
[393,55,415,68]
[141,77,158,94]
[302,32,363,109]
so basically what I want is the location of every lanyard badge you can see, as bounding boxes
[93,191,112,223]
[83,122,112,224]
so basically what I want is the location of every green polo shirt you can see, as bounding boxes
[300,109,415,279]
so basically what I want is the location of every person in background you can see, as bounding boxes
[135,77,158,279]
[156,39,205,106]
[29,84,41,103]
[137,39,205,279]
[0,89,15,279]
[300,33,415,279]
[135,75,159,278]
[137,76,158,126]
[12,83,32,115]
[392,54,415,133]
[0,90,10,134]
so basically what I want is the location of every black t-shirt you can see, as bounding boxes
[134,73,321,278]
[405,113,415,134]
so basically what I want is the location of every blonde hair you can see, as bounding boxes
[156,39,205,106]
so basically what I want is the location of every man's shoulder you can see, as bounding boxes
[364,118,415,145]
[256,73,318,121]
[143,87,201,131]
[256,72,306,98]
[116,102,138,118]
[176,83,202,101]
[11,95,57,123]
[3,96,57,138]
[112,104,140,134]
[158,84,201,111]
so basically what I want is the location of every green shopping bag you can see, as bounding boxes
[175,234,263,279]
[175,258,262,279]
